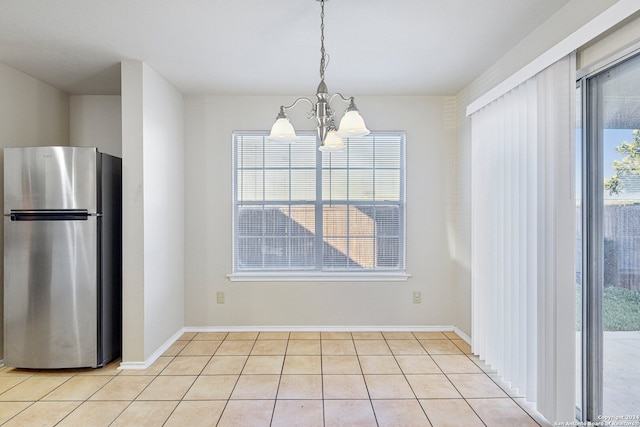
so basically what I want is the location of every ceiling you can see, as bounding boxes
[0,0,572,96]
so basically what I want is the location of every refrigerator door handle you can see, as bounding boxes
[9,209,91,221]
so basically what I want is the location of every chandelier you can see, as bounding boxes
[268,0,370,151]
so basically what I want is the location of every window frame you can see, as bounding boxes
[228,130,410,282]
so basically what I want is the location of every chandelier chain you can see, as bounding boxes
[319,0,326,82]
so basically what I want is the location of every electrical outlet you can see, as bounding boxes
[216,291,225,304]
[412,291,421,304]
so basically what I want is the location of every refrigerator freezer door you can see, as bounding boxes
[3,215,98,368]
[4,147,97,214]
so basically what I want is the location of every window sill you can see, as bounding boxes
[226,272,411,282]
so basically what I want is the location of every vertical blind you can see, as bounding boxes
[233,132,406,272]
[471,54,575,422]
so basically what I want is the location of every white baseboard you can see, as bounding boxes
[118,325,472,370]
[118,328,186,370]
[183,325,465,333]
[453,326,471,344]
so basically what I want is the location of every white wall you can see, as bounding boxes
[121,61,146,362]
[121,61,185,363]
[70,95,122,157]
[142,64,185,359]
[0,63,69,361]
[184,95,456,328]
[0,63,69,149]
[452,0,621,337]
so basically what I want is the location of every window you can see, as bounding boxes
[232,131,406,277]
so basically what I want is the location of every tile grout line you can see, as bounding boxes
[3,360,128,426]
[408,331,436,426]
[458,336,542,427]
[353,334,380,427]
[435,357,489,427]
[412,332,490,427]
[152,330,199,426]
[438,333,541,427]
[215,333,257,427]
[437,334,492,427]
[165,331,210,427]
[267,335,289,427]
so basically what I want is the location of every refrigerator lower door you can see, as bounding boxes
[4,215,98,369]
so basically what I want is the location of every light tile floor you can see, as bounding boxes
[0,331,550,426]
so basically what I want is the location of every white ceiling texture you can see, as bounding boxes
[0,0,571,96]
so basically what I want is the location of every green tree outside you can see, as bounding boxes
[604,129,640,195]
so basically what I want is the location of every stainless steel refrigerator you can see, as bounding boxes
[3,146,121,369]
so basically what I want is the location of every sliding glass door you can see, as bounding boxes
[579,51,640,421]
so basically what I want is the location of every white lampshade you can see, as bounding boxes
[319,130,345,152]
[337,110,370,137]
[268,117,297,142]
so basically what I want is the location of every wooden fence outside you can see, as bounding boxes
[576,203,640,291]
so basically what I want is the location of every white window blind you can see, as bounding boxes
[233,132,406,273]
[470,54,575,422]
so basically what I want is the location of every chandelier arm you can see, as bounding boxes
[282,97,315,112]
[328,93,352,106]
